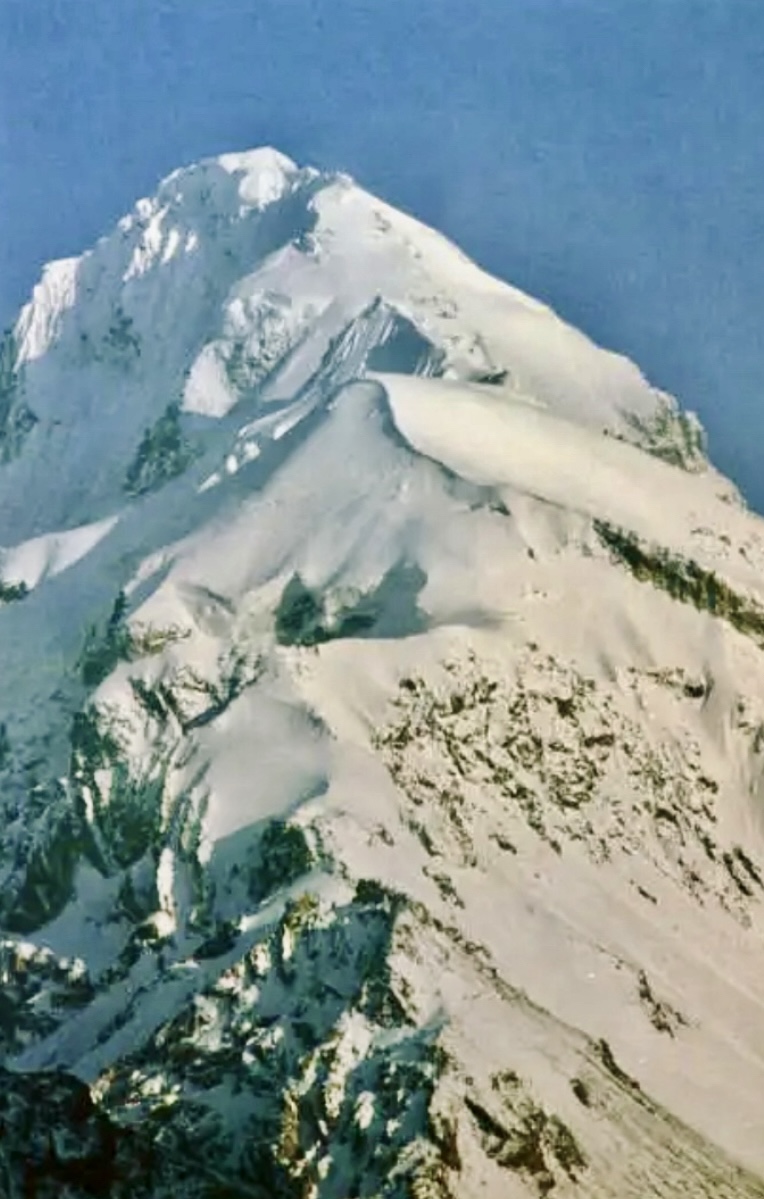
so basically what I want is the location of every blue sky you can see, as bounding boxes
[2,0,763,507]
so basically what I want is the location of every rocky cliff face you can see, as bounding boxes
[1,148,764,1198]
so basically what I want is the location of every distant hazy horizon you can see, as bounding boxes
[3,0,763,508]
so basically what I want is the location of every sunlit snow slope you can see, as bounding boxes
[1,148,763,1199]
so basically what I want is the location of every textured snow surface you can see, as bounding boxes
[1,147,764,1198]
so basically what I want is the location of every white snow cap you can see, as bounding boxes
[217,146,299,207]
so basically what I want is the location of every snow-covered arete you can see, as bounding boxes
[1,148,763,1198]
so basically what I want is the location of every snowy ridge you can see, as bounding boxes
[1,148,764,1198]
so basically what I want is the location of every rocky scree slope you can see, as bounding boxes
[1,147,764,1197]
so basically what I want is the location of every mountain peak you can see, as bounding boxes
[6,147,701,517]
[216,144,298,176]
[162,144,304,212]
[1,149,762,1198]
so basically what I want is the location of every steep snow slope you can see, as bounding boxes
[1,148,764,1198]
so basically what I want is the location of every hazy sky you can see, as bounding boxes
[2,0,763,507]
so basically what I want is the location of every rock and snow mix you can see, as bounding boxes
[1,147,764,1197]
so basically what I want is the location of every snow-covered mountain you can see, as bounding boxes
[2,147,764,1198]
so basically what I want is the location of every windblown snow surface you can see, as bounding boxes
[1,147,764,1197]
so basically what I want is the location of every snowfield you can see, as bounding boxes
[1,147,764,1198]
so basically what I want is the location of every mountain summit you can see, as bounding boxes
[1,149,763,1198]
